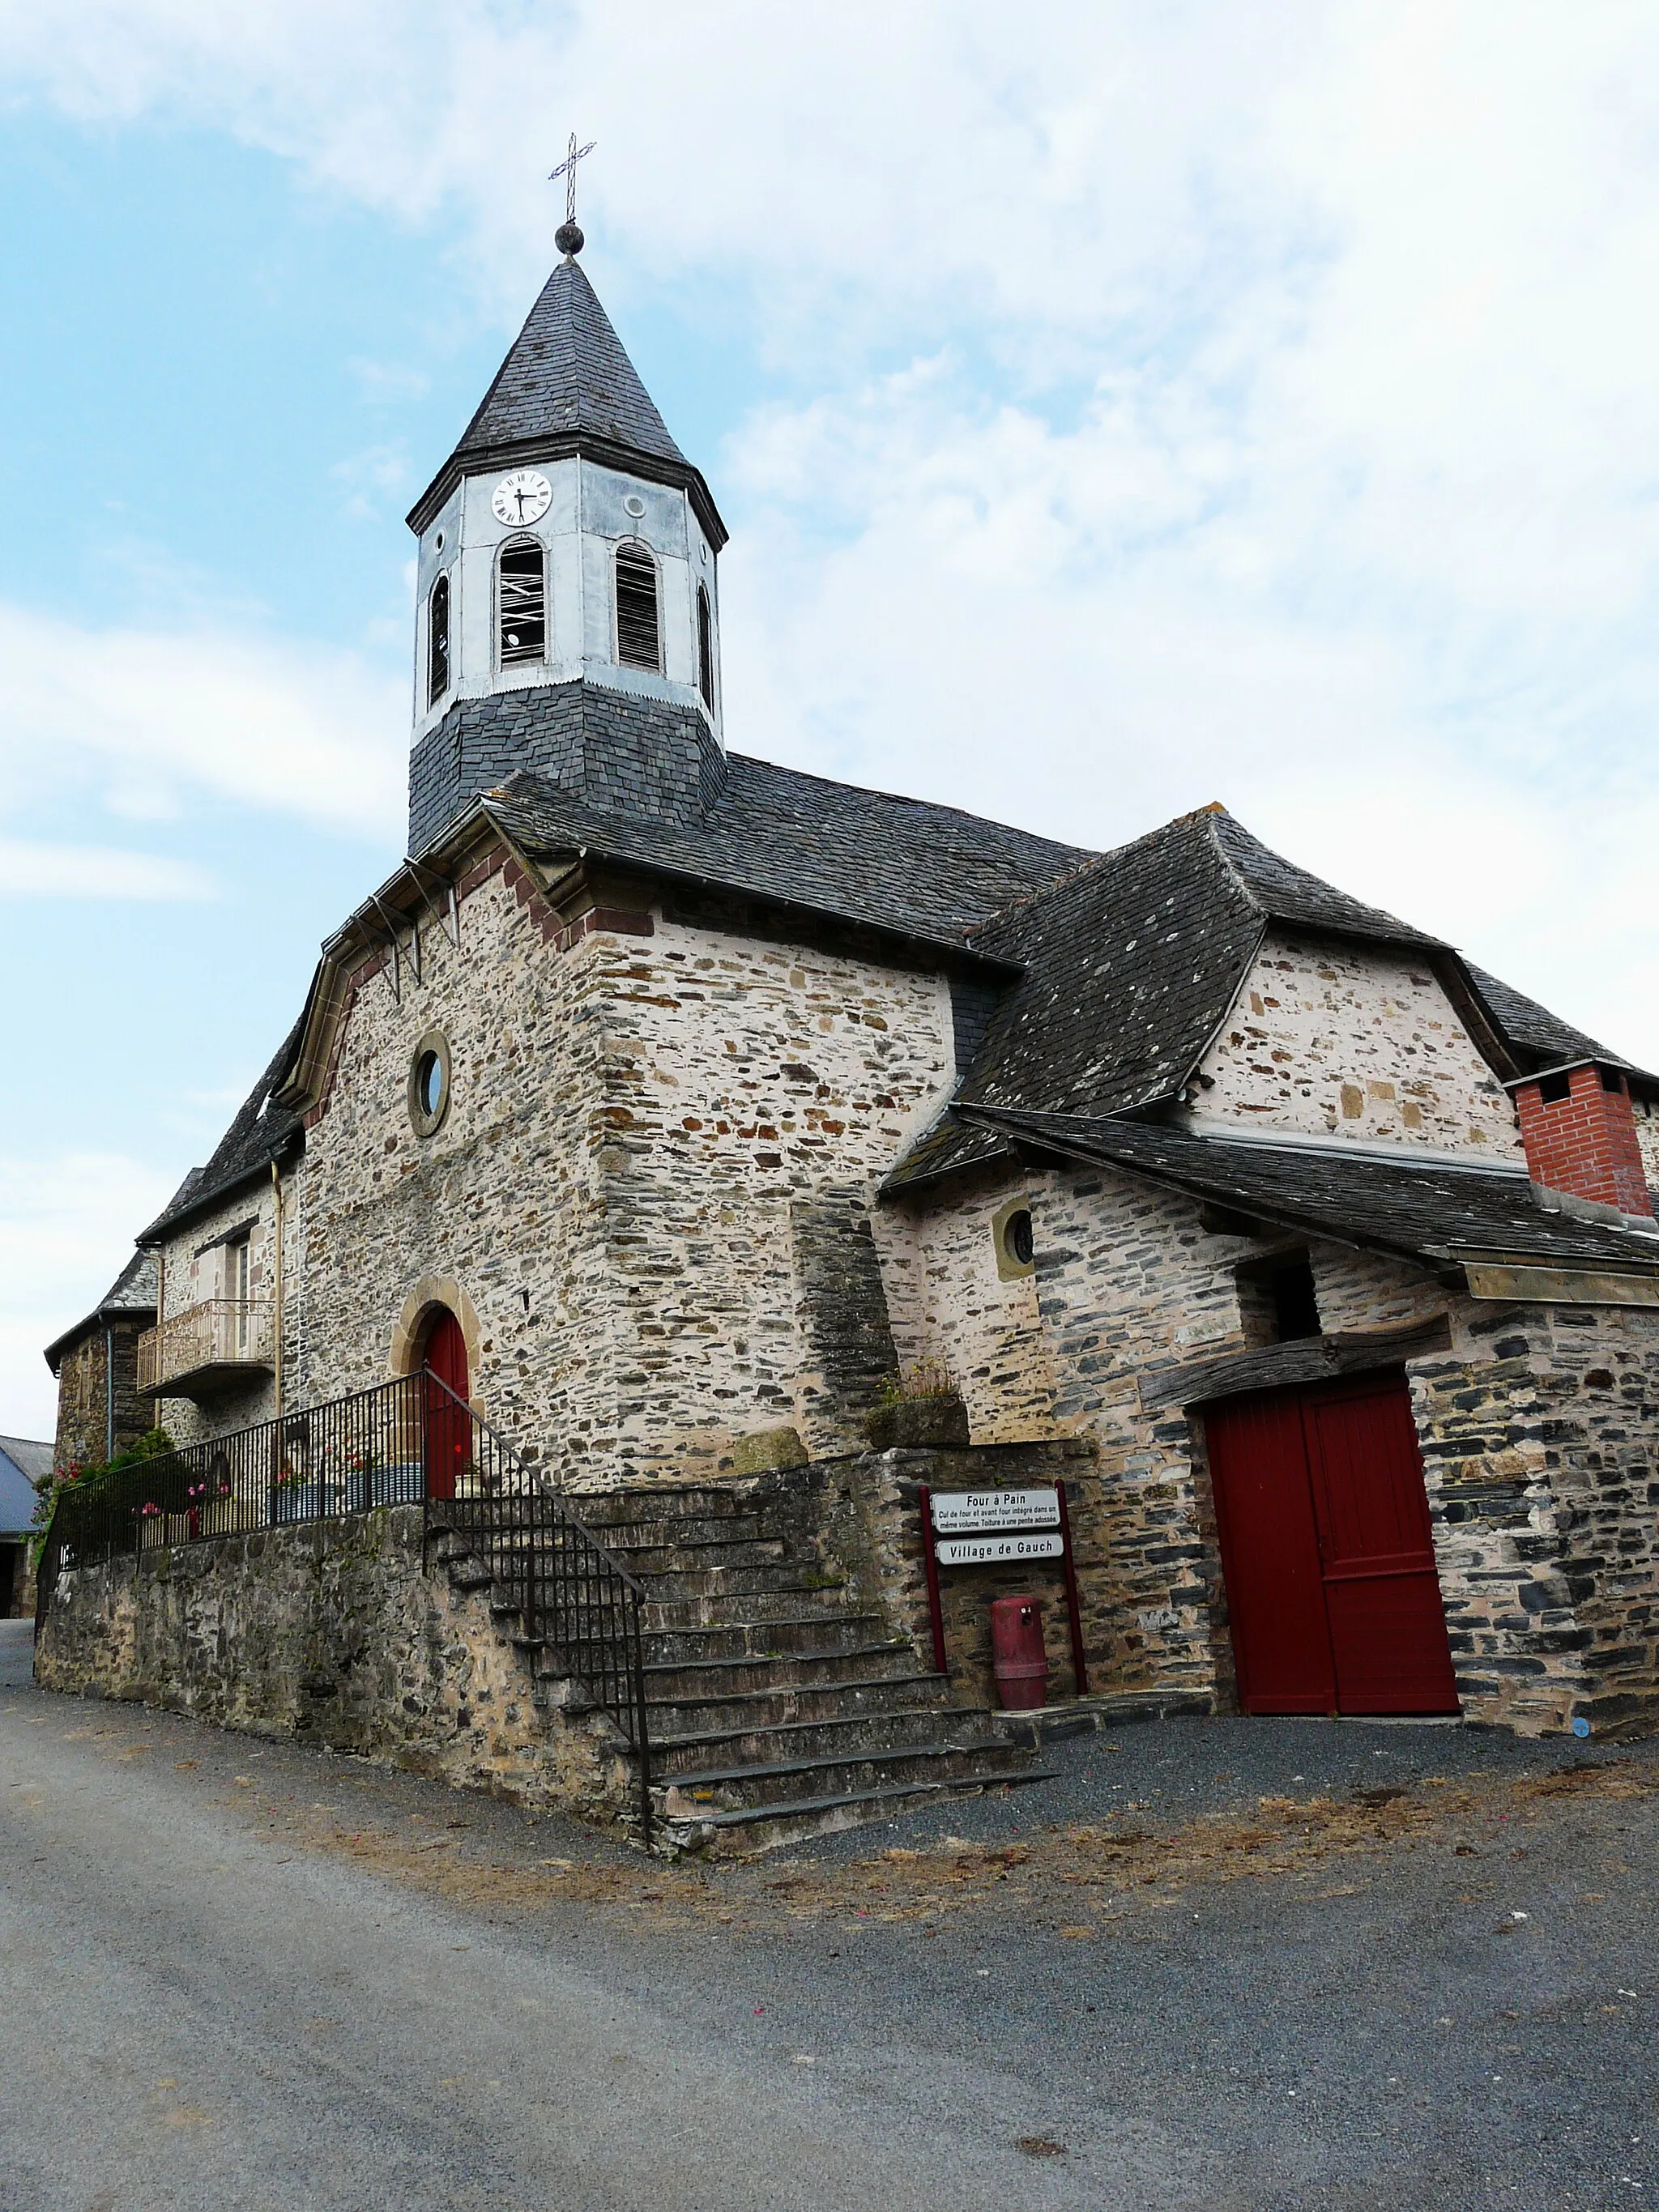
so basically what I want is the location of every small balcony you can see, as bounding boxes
[138,1300,275,1400]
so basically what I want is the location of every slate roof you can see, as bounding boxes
[887,805,1458,1191]
[139,1021,307,1246]
[0,1438,49,1532]
[454,258,686,470]
[957,1106,1659,1276]
[41,1249,160,1374]
[490,754,1091,949]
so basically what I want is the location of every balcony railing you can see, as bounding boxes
[138,1299,275,1396]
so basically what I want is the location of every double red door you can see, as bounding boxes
[1205,1375,1458,1715]
[423,1310,470,1502]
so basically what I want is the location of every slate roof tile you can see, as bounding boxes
[962,1106,1659,1275]
[492,753,1090,946]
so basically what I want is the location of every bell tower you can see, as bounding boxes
[404,183,728,855]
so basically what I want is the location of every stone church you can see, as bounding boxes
[40,228,1659,1848]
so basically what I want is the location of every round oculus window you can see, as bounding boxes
[407,1030,452,1136]
[1003,1208,1034,1268]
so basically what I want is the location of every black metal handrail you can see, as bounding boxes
[419,1372,652,1844]
[33,1370,653,1844]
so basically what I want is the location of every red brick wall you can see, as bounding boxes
[1513,1064,1653,1217]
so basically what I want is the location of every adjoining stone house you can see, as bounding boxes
[40,232,1659,1828]
[43,1251,158,1473]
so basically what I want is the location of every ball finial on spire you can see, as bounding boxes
[549,133,596,258]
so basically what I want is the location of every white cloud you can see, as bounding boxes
[1,0,1656,1051]
[0,1153,175,1441]
[0,838,213,899]
[0,603,407,837]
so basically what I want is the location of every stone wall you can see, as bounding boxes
[1192,929,1522,1159]
[52,1319,154,1471]
[589,900,959,1474]
[34,1506,633,1819]
[1412,1298,1659,1733]
[872,1166,1060,1444]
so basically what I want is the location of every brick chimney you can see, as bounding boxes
[1508,1061,1654,1220]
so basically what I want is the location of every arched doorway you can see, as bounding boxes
[420,1306,470,1500]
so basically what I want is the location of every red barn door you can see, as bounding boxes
[1207,1375,1457,1716]
[422,1309,470,1502]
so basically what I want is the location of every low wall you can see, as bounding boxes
[33,1505,634,1823]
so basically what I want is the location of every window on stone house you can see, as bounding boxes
[498,539,547,665]
[697,582,714,710]
[428,572,450,705]
[615,541,661,671]
[1235,1251,1320,1345]
[226,1234,253,1357]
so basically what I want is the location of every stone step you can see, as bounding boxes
[627,1558,839,1603]
[642,1613,898,1665]
[643,1587,858,1630]
[650,1704,999,1778]
[651,1737,1033,1813]
[660,1773,1051,1859]
[577,1485,757,1527]
[593,1516,777,1555]
[645,1674,949,1736]
[641,1643,925,1701]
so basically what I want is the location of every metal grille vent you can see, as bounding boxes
[697,582,714,710]
[428,573,450,704]
[498,540,547,665]
[615,542,661,671]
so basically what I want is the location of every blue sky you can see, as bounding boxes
[4,1,1659,1434]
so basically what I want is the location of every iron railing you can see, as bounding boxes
[33,1370,653,1843]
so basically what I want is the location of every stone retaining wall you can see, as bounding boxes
[33,1506,633,1822]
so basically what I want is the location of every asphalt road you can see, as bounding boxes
[2,1615,1655,2211]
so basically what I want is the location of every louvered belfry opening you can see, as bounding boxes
[428,573,450,704]
[498,539,547,665]
[615,541,661,671]
[696,582,714,710]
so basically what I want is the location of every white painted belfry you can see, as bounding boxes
[412,448,722,747]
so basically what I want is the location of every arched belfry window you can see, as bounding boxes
[427,573,450,705]
[615,541,661,671]
[498,539,547,666]
[697,582,714,711]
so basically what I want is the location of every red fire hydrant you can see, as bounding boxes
[990,1595,1049,1711]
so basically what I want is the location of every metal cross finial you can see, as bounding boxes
[550,133,596,255]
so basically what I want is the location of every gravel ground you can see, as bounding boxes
[3,1617,1654,2210]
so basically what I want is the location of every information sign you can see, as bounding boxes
[916,1477,1088,1699]
[935,1531,1064,1566]
[929,1487,1060,1534]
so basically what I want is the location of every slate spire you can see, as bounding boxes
[454,258,688,470]
[407,254,721,543]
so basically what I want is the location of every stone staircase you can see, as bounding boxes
[435,1477,1043,1855]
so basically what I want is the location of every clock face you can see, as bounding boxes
[492,469,552,528]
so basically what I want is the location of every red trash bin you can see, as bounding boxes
[991,1595,1049,1711]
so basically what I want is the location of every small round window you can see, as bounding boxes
[1004,1208,1034,1268]
[407,1030,452,1137]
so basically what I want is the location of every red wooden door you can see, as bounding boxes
[1302,1378,1459,1714]
[422,1310,470,1502]
[1207,1375,1457,1716]
[1205,1392,1337,1713]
